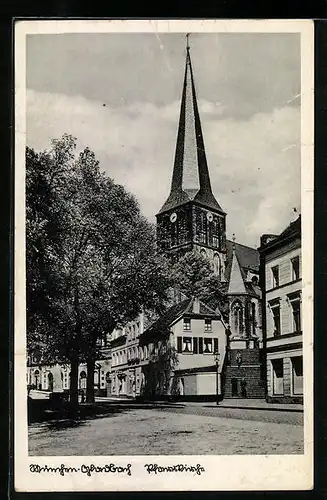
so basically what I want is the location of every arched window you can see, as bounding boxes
[232,301,243,336]
[144,345,148,359]
[139,347,144,361]
[79,370,87,390]
[48,372,54,391]
[213,252,221,278]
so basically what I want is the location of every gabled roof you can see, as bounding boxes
[157,45,224,216]
[139,296,222,344]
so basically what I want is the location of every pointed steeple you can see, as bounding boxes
[158,37,224,215]
[228,241,247,295]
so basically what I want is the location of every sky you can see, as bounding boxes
[26,32,301,248]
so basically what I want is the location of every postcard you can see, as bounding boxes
[14,19,314,492]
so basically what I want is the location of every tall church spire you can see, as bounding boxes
[158,36,224,215]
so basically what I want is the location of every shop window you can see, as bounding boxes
[272,359,284,395]
[292,356,303,395]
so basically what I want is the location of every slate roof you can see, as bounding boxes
[226,239,260,273]
[157,46,224,216]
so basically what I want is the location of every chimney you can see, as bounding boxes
[193,297,200,314]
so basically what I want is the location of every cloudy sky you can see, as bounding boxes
[26,32,301,248]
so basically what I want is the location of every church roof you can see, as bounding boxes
[225,240,261,298]
[157,44,224,216]
[226,239,260,273]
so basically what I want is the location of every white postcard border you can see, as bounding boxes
[14,19,314,492]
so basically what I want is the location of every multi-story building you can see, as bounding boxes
[109,315,145,398]
[259,215,302,403]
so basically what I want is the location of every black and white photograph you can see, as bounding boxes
[14,20,314,492]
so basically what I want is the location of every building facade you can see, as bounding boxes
[259,215,303,403]
[27,356,111,399]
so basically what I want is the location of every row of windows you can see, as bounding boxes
[271,357,303,395]
[177,336,219,354]
[183,317,213,331]
[271,255,300,289]
[270,294,301,336]
[112,345,149,366]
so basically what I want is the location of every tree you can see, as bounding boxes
[169,250,228,319]
[26,134,172,406]
[144,338,179,398]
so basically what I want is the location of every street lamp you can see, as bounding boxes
[213,350,220,405]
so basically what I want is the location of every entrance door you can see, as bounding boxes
[231,377,247,398]
[231,377,238,396]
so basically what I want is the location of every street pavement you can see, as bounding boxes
[28,403,303,456]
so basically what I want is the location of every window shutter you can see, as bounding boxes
[199,337,203,354]
[214,338,218,353]
[177,337,182,353]
[193,337,198,354]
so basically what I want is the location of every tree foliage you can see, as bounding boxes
[26,134,172,404]
[169,250,228,319]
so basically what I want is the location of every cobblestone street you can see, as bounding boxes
[28,404,303,456]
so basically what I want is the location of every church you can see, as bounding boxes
[109,39,266,400]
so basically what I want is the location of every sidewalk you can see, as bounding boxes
[95,397,303,412]
[187,399,303,413]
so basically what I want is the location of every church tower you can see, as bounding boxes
[156,36,227,277]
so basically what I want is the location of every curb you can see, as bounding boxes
[208,404,304,413]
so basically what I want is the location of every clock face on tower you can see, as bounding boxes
[170,212,177,223]
[206,211,213,222]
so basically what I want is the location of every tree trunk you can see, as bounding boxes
[86,358,95,403]
[70,356,79,408]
